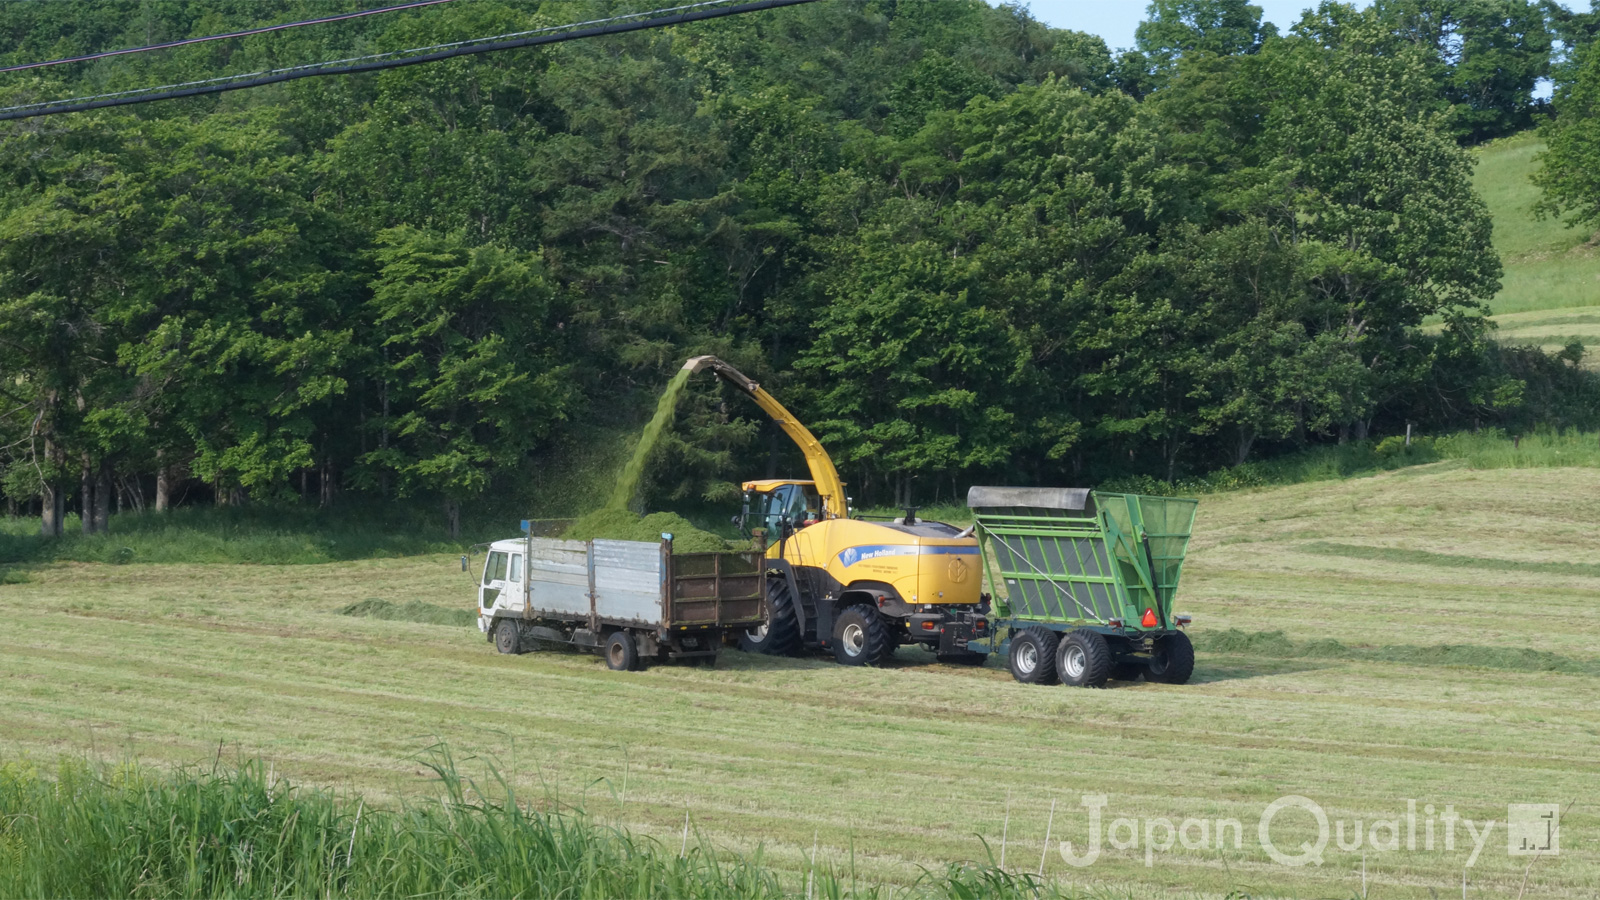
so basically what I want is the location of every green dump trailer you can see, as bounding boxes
[963,487,1199,688]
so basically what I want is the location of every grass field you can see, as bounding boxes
[1,461,1596,897]
[1473,132,1600,318]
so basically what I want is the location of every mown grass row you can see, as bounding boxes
[1194,628,1600,678]
[0,754,1118,900]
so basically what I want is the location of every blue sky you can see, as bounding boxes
[1017,1,1368,52]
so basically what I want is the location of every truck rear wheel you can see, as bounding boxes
[1148,631,1195,684]
[494,619,522,655]
[604,630,639,671]
[1008,627,1059,684]
[739,576,802,656]
[832,603,892,666]
[1058,630,1111,688]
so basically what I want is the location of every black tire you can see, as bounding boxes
[1148,631,1196,685]
[1109,661,1145,682]
[937,651,989,666]
[1007,626,1059,684]
[493,619,522,655]
[604,630,639,672]
[739,576,803,656]
[1057,630,1112,688]
[832,603,893,666]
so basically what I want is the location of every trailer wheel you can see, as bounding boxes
[1058,630,1111,688]
[604,631,639,671]
[1008,627,1059,684]
[739,576,802,656]
[1148,631,1195,684]
[832,603,893,666]
[1109,661,1145,682]
[493,619,522,655]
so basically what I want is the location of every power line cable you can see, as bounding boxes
[0,0,458,74]
[0,0,816,122]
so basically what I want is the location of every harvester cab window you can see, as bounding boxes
[760,484,818,535]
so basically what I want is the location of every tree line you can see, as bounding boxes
[1,0,1597,535]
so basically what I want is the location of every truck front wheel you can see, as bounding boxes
[494,619,522,655]
[832,604,892,666]
[1148,631,1195,684]
[739,576,802,656]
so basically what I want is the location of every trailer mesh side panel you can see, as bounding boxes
[969,489,1197,629]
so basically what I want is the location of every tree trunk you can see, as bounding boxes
[40,483,63,537]
[93,459,111,533]
[1353,418,1370,441]
[1235,428,1256,467]
[81,454,96,535]
[444,498,461,539]
[155,458,172,512]
[319,457,335,508]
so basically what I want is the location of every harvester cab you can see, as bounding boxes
[737,479,821,541]
[681,355,988,667]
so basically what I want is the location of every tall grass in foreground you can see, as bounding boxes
[0,754,1117,900]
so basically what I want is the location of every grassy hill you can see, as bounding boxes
[1,457,1596,898]
[1473,133,1600,367]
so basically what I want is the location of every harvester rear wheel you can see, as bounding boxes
[832,603,893,666]
[1058,630,1111,688]
[493,619,522,655]
[604,630,639,671]
[1148,631,1195,684]
[1008,627,1059,684]
[739,576,802,656]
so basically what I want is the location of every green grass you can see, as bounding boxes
[1,462,1597,898]
[1473,132,1600,315]
[339,597,477,627]
[0,503,484,568]
[0,755,1139,900]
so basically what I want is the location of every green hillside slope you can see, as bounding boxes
[1474,133,1600,322]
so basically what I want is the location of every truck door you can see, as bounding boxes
[506,551,525,614]
[480,550,509,612]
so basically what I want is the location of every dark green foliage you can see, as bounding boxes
[0,0,1589,528]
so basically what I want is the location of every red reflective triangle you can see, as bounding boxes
[1141,608,1159,628]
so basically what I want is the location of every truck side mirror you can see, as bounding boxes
[461,555,469,572]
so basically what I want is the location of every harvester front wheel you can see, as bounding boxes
[1148,631,1195,685]
[1008,627,1059,684]
[739,576,802,656]
[493,619,522,655]
[1058,630,1111,688]
[832,603,893,666]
